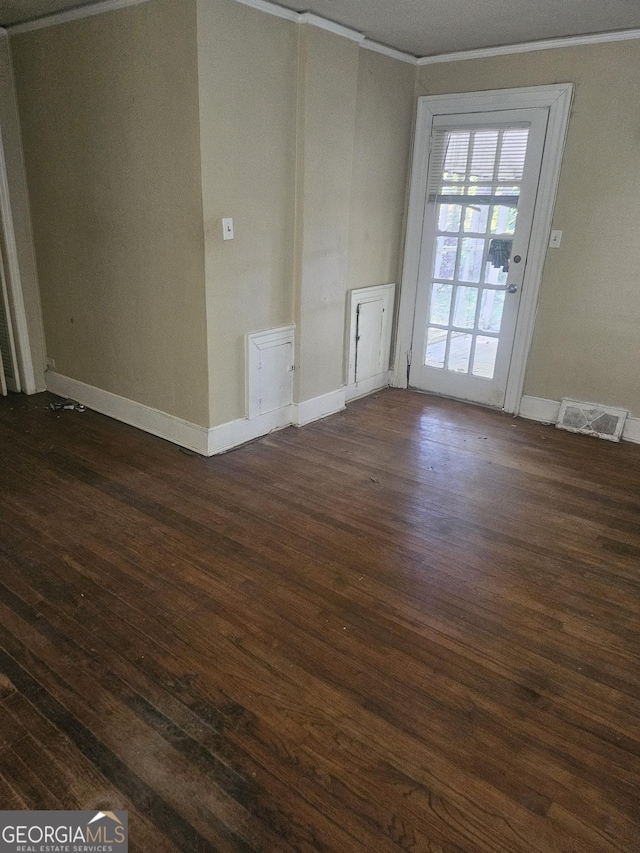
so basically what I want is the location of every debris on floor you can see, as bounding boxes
[49,399,86,412]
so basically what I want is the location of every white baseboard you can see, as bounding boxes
[519,394,640,445]
[345,371,390,402]
[46,373,349,455]
[209,387,345,452]
[207,405,293,455]
[46,372,210,454]
[621,417,640,444]
[294,388,346,427]
[518,395,560,424]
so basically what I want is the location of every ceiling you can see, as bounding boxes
[2,0,640,56]
[283,0,640,56]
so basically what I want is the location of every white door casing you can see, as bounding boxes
[0,237,18,392]
[0,336,6,395]
[393,84,573,413]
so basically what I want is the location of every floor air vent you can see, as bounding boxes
[556,399,627,442]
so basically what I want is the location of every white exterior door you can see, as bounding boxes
[409,108,548,408]
[393,83,573,412]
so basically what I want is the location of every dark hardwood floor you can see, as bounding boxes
[0,388,639,852]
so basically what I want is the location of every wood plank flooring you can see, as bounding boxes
[0,388,639,852]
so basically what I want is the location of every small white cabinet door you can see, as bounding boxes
[347,283,395,387]
[247,326,295,419]
[257,339,293,415]
[355,298,385,382]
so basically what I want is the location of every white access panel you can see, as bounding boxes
[355,299,385,382]
[346,283,395,386]
[246,325,295,420]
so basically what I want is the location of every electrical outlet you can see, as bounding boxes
[549,229,563,248]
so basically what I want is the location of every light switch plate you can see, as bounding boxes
[222,217,234,240]
[549,229,562,248]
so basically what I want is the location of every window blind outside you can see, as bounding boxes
[427,126,530,208]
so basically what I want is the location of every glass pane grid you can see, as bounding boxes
[426,127,529,380]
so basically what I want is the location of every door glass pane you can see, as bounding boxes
[435,237,457,279]
[496,186,519,198]
[469,131,498,181]
[464,205,489,233]
[430,283,453,325]
[490,205,517,234]
[426,328,447,368]
[443,132,469,177]
[439,204,462,232]
[478,290,505,333]
[452,287,478,328]
[485,262,508,286]
[473,336,499,379]
[469,185,492,196]
[498,130,529,181]
[446,332,472,373]
[459,238,483,282]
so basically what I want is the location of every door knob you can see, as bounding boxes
[507,284,518,294]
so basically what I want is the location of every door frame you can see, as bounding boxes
[393,84,573,414]
[0,29,44,395]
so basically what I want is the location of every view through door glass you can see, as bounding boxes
[426,126,528,380]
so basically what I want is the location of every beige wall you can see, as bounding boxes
[347,49,415,296]
[294,25,360,402]
[11,0,415,431]
[197,0,298,426]
[197,6,414,415]
[417,40,640,414]
[11,0,209,426]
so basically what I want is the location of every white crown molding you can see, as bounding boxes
[7,0,152,35]
[232,1,410,55]
[8,0,640,62]
[298,12,363,43]
[226,0,299,23]
[417,28,640,65]
[361,39,417,65]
